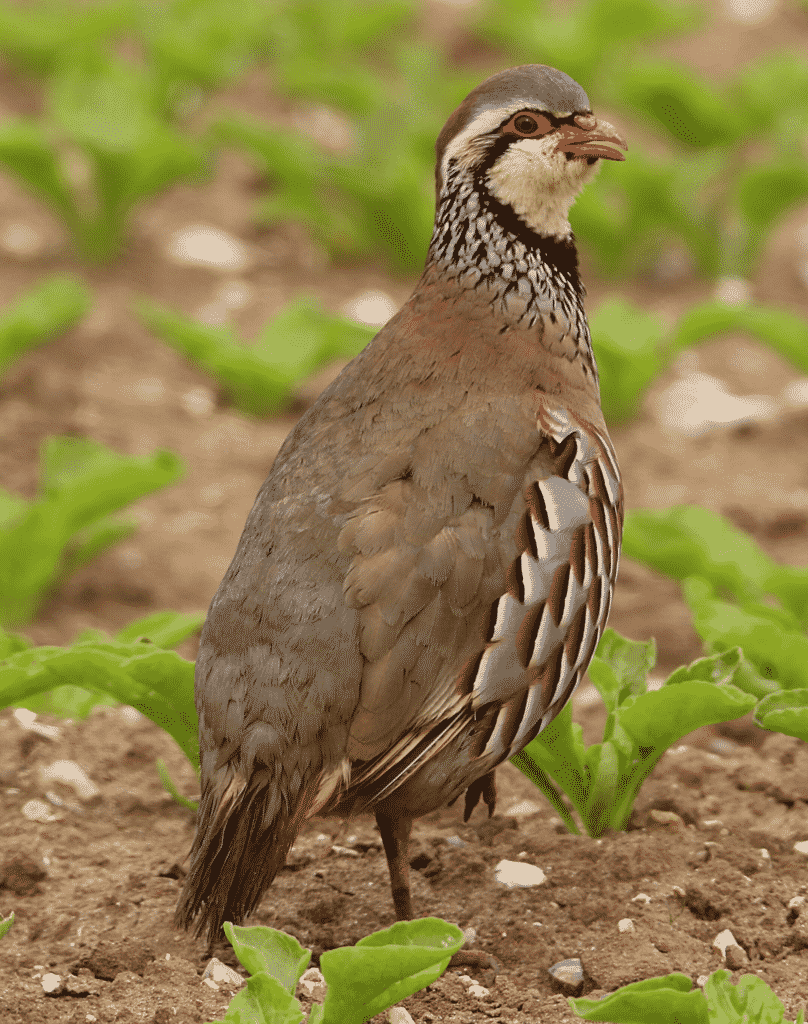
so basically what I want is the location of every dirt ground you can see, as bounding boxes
[2,1,808,1021]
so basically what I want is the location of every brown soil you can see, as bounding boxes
[2,2,808,1021]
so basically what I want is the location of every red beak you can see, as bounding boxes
[554,114,628,162]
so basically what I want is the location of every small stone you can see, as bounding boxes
[202,958,243,989]
[202,977,219,991]
[617,918,634,933]
[387,1008,416,1024]
[462,926,477,947]
[165,225,253,271]
[468,983,490,998]
[631,893,651,904]
[504,799,544,816]
[22,799,59,823]
[494,859,546,888]
[713,276,751,305]
[702,819,724,829]
[330,845,360,858]
[788,896,806,912]
[13,709,59,739]
[725,944,748,970]
[548,958,584,995]
[649,809,684,827]
[42,973,63,995]
[298,967,327,1002]
[794,841,808,856]
[713,929,739,958]
[342,289,398,327]
[181,387,216,417]
[40,760,100,801]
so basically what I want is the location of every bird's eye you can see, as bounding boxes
[514,114,539,134]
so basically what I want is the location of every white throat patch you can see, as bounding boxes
[486,137,600,240]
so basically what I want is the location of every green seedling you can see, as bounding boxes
[0,275,89,379]
[754,688,808,744]
[474,0,697,86]
[0,0,134,76]
[137,295,376,415]
[0,912,14,940]
[0,56,205,261]
[210,918,464,1024]
[569,969,805,1023]
[0,435,183,626]
[512,631,755,836]
[268,0,416,114]
[0,611,200,769]
[684,577,808,693]
[589,297,665,422]
[613,61,743,149]
[671,299,808,374]
[623,505,808,625]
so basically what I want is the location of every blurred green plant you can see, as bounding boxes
[137,294,376,415]
[0,56,206,260]
[0,436,183,626]
[0,912,14,940]
[0,275,89,379]
[590,296,808,423]
[0,0,134,76]
[624,505,808,715]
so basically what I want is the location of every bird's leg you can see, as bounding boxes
[375,809,413,920]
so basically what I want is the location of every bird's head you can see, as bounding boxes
[435,65,627,242]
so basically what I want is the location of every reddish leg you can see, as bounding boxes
[375,809,414,920]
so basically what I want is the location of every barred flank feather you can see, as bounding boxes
[174,766,315,946]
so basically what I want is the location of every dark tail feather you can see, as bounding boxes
[174,768,313,946]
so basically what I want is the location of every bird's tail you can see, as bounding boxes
[174,764,314,946]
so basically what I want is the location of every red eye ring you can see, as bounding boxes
[504,111,552,137]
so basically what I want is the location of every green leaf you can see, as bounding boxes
[684,579,808,691]
[754,690,808,744]
[115,610,205,648]
[569,972,708,1023]
[0,912,14,940]
[138,296,375,416]
[0,275,90,378]
[0,639,198,767]
[704,969,790,1024]
[215,971,303,1024]
[319,918,463,1024]
[223,923,311,995]
[589,628,657,711]
[615,61,741,148]
[590,298,666,422]
[0,436,183,626]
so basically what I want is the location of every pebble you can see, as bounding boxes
[712,275,751,305]
[202,958,243,989]
[794,841,808,856]
[548,958,584,994]
[713,928,741,958]
[298,966,327,1002]
[387,1009,416,1024]
[165,225,253,271]
[504,799,544,816]
[330,844,360,858]
[618,918,634,933]
[41,973,63,995]
[22,799,59,823]
[342,289,397,327]
[467,983,490,998]
[631,893,652,904]
[655,371,778,438]
[39,760,100,801]
[494,859,546,888]
[13,709,59,740]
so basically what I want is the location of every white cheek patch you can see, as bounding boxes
[487,138,599,239]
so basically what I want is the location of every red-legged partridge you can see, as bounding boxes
[176,64,627,943]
